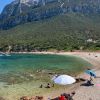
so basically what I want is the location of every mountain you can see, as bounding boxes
[0,0,56,20]
[0,0,100,30]
[0,13,100,51]
[0,0,100,51]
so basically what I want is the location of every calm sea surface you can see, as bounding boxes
[0,54,92,84]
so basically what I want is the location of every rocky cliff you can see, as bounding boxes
[0,0,100,30]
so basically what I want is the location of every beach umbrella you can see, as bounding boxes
[85,70,96,77]
[53,75,76,85]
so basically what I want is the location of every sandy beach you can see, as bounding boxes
[41,51,100,100]
[0,51,100,100]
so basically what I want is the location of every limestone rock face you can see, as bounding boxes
[0,0,100,30]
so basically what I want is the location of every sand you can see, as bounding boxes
[42,52,100,100]
[73,69,100,100]
[1,51,100,100]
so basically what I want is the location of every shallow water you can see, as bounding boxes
[0,54,92,73]
[0,54,92,84]
[0,54,92,100]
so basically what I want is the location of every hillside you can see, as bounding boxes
[0,13,100,51]
[0,0,100,51]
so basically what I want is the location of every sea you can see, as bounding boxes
[0,53,92,100]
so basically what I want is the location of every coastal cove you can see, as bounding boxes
[0,52,93,100]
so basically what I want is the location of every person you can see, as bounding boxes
[63,91,75,100]
[71,91,75,97]
[40,84,43,88]
[46,83,51,88]
[69,91,76,100]
[62,93,70,100]
[86,79,93,86]
[90,76,93,81]
[87,76,94,86]
[59,94,65,100]
[52,84,54,87]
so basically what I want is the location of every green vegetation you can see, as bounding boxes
[0,13,100,51]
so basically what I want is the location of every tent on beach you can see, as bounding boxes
[53,75,76,85]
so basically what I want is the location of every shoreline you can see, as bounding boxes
[0,51,100,100]
[2,51,97,66]
[10,51,100,68]
[41,51,100,100]
[43,51,100,100]
[1,51,100,72]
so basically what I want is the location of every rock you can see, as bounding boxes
[1,0,100,30]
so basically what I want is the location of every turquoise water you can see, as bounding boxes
[0,54,92,84]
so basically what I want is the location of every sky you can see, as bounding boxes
[0,0,14,13]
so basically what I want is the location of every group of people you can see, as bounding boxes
[40,83,54,88]
[20,68,96,100]
[50,91,75,100]
[59,91,75,100]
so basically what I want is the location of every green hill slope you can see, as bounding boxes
[0,13,100,51]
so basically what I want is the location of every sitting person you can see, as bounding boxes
[87,77,93,86]
[62,91,75,100]
[35,96,43,100]
[81,79,94,86]
[51,92,75,100]
[46,83,51,88]
[59,94,65,100]
[39,84,43,88]
[62,93,70,100]
[87,80,92,86]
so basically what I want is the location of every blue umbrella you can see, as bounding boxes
[85,70,96,77]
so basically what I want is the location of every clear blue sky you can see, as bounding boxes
[0,0,14,13]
